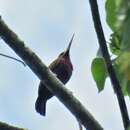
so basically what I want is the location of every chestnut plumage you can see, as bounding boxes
[35,34,74,116]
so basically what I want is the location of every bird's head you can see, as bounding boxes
[58,34,74,59]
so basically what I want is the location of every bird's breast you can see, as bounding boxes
[51,59,73,84]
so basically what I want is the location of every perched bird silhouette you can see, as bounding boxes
[35,34,74,116]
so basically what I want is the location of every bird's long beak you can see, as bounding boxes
[64,33,75,55]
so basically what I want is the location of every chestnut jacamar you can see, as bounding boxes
[35,34,74,116]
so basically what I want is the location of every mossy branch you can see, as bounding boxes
[0,121,26,130]
[0,16,103,130]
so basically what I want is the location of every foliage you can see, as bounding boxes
[126,125,130,130]
[91,0,130,96]
[91,57,107,92]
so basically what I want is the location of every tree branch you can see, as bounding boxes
[0,16,103,130]
[89,0,130,129]
[0,121,26,130]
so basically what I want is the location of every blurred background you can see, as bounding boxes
[0,0,130,130]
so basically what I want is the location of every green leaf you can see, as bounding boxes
[105,0,117,31]
[113,51,130,95]
[113,61,128,95]
[115,50,130,80]
[109,33,121,56]
[120,10,130,49]
[105,0,128,32]
[106,0,130,51]
[126,125,130,130]
[91,58,107,92]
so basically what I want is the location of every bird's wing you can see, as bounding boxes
[48,59,61,73]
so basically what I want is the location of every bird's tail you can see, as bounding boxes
[35,96,47,116]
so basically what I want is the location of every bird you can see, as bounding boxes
[35,34,74,116]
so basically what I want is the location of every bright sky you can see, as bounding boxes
[0,0,130,130]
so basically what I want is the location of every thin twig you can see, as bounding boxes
[89,0,130,129]
[0,53,26,66]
